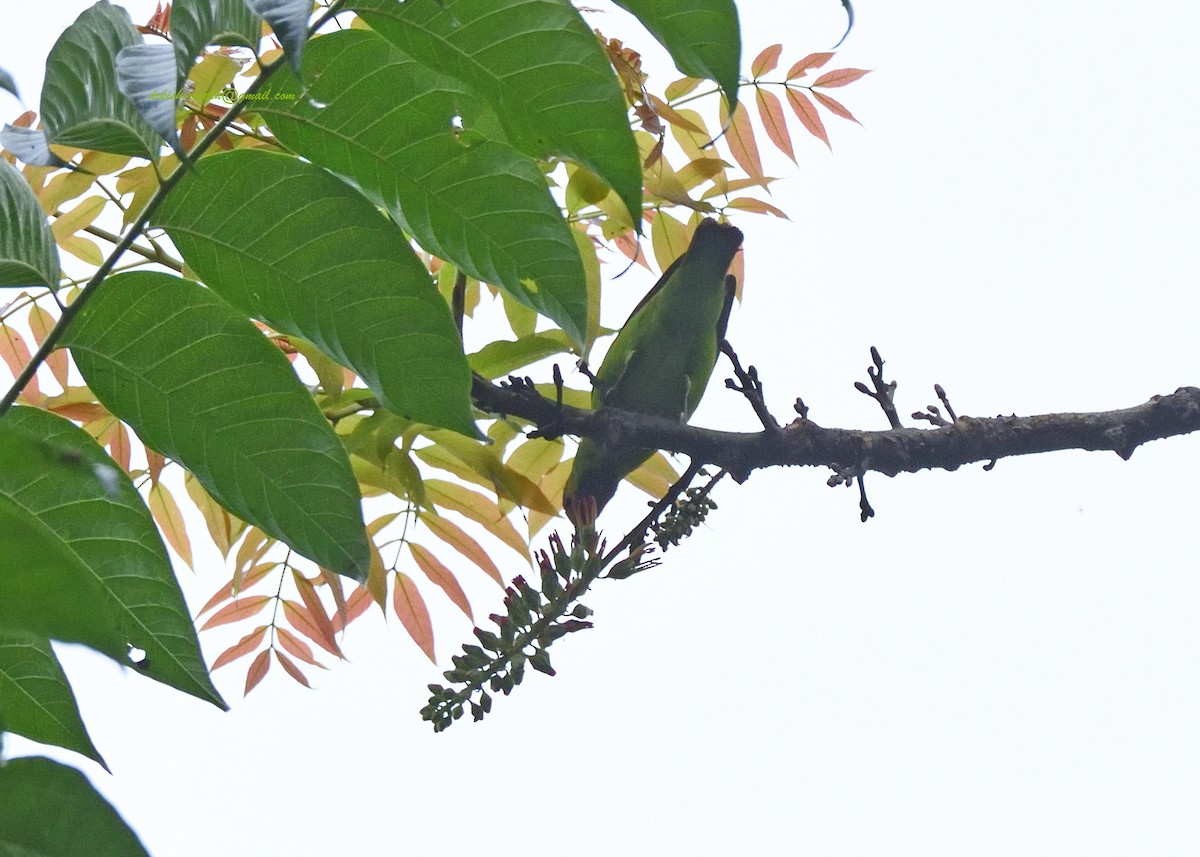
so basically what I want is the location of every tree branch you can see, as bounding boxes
[472,375,1200,482]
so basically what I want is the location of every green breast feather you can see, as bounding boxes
[564,219,743,521]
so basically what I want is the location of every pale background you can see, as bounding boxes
[3,1,1200,854]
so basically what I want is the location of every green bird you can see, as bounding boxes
[564,218,744,522]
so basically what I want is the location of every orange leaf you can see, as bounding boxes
[612,231,652,270]
[331,585,374,633]
[813,91,860,124]
[200,595,272,630]
[212,625,268,670]
[726,197,791,219]
[197,562,277,616]
[393,572,435,663]
[244,649,271,695]
[409,543,472,620]
[318,566,348,625]
[0,323,40,402]
[274,649,312,688]
[786,52,834,79]
[49,402,108,422]
[751,44,782,78]
[421,511,503,587]
[786,89,830,149]
[27,305,69,389]
[719,101,767,188]
[282,600,343,658]
[149,482,192,568]
[146,449,166,483]
[646,94,703,134]
[292,569,339,653]
[812,68,871,88]
[102,419,131,472]
[755,88,795,162]
[276,626,321,667]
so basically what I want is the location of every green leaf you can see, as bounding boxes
[1,406,225,708]
[0,125,70,168]
[468,332,573,380]
[612,0,741,109]
[63,271,370,581]
[0,423,126,660]
[0,159,61,289]
[114,44,185,157]
[245,0,310,76]
[0,633,107,770]
[0,757,151,857]
[261,30,588,345]
[171,0,261,83]
[155,148,478,437]
[354,0,642,228]
[40,0,160,158]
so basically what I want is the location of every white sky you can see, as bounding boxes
[4,1,1200,855]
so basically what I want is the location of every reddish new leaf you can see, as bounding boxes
[331,585,374,633]
[149,482,193,568]
[244,649,271,695]
[318,566,348,625]
[212,625,268,670]
[0,324,40,402]
[726,197,791,219]
[274,649,312,688]
[813,91,861,124]
[409,543,472,620]
[292,570,338,652]
[787,52,834,79]
[28,305,69,389]
[102,419,132,472]
[282,600,343,659]
[755,88,795,162]
[719,101,767,188]
[421,512,503,587]
[276,626,322,667]
[146,449,166,484]
[813,68,871,88]
[198,562,278,616]
[751,44,783,78]
[786,89,830,149]
[200,595,272,630]
[393,572,435,663]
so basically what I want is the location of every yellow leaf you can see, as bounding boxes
[425,479,530,564]
[650,209,689,272]
[50,196,105,239]
[56,235,102,266]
